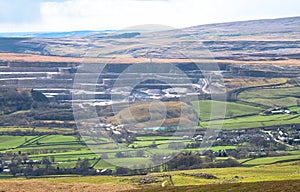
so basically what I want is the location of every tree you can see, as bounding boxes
[50,156,55,163]
[136,150,145,157]
[115,152,124,158]
[116,166,129,175]
[75,134,81,142]
[75,158,90,175]
[101,153,109,159]
[150,141,157,148]
[250,136,270,148]
[222,158,240,167]
[228,111,234,118]
[166,152,203,170]
[23,164,33,176]
[42,157,51,165]
[42,157,52,170]
[168,142,185,150]
[8,164,20,176]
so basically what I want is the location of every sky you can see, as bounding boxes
[0,0,299,32]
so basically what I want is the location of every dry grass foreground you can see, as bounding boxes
[0,52,299,66]
[0,180,137,192]
[127,179,300,192]
[1,179,299,192]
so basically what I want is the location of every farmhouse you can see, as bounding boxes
[271,110,284,115]
[2,168,10,173]
[263,107,298,115]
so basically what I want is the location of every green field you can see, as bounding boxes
[0,127,74,134]
[192,100,262,121]
[35,161,300,186]
[200,111,300,129]
[238,87,300,107]
[192,87,300,129]
[1,87,300,173]
[242,155,300,165]
[1,161,300,192]
[0,135,36,150]
[0,133,299,170]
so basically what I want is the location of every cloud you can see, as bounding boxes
[0,0,299,32]
[0,0,41,24]
[134,0,171,1]
[40,0,179,31]
[0,0,62,24]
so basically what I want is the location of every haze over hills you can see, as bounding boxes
[0,30,117,38]
[0,16,299,39]
[0,16,298,62]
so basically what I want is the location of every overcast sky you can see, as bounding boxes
[0,0,299,32]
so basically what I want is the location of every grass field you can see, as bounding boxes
[0,178,299,192]
[242,155,300,165]
[0,180,136,192]
[0,133,298,170]
[0,87,300,176]
[0,127,74,134]
[127,179,300,192]
[193,88,300,129]
[0,161,294,192]
[0,135,36,150]
[200,111,300,129]
[238,87,300,107]
[192,100,262,121]
[24,161,298,186]
[224,78,287,90]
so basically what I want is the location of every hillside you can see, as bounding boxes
[0,16,299,129]
[0,17,299,183]
[0,17,298,62]
[1,162,300,192]
[111,101,199,128]
[0,87,75,130]
[0,88,47,115]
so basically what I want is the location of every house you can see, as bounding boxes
[263,107,295,115]
[4,160,12,165]
[279,131,284,136]
[278,136,287,142]
[193,135,203,141]
[98,168,112,175]
[2,168,10,173]
[271,110,284,115]
[182,135,191,140]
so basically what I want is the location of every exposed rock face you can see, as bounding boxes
[0,60,220,102]
[0,17,299,103]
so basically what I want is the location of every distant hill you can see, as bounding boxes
[0,16,298,60]
[0,30,116,38]
[185,16,300,38]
